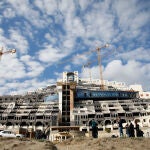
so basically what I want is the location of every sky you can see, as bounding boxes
[0,0,150,95]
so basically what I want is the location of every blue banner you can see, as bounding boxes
[75,89,138,99]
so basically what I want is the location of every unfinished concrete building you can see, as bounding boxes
[0,71,150,135]
[57,71,150,131]
[0,85,59,131]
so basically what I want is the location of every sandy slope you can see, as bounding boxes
[0,137,57,150]
[56,137,150,150]
[0,137,150,150]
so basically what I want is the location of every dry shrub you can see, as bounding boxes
[105,128,111,133]
[0,137,14,141]
[12,143,18,148]
[30,141,36,145]
[45,141,57,150]
[74,136,85,141]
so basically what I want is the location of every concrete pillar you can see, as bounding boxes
[51,135,54,141]
[60,136,62,142]
[70,83,76,126]
[50,135,52,141]
[103,126,105,131]
[141,118,143,127]
[33,125,36,131]
[111,125,113,131]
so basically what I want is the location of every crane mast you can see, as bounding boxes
[96,47,104,90]
[83,62,92,83]
[0,47,16,60]
[96,44,109,90]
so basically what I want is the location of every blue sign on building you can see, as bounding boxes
[75,89,138,100]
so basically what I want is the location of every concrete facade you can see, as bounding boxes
[57,71,150,131]
[0,86,59,131]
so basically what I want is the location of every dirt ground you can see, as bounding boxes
[0,137,150,150]
[56,136,150,150]
[0,137,57,150]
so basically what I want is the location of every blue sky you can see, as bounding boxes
[0,0,150,95]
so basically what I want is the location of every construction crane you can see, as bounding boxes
[96,44,109,90]
[57,43,113,90]
[83,61,92,83]
[0,47,16,60]
[82,44,110,90]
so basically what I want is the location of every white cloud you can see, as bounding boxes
[71,54,89,65]
[34,0,57,15]
[38,45,67,64]
[0,55,26,80]
[64,65,71,71]
[0,28,29,54]
[20,55,45,78]
[80,59,150,91]
[59,0,75,15]
[82,1,117,42]
[130,11,150,30]
[3,8,16,18]
[118,47,150,62]
[44,33,57,45]
[3,78,56,95]
[38,45,70,65]
[58,0,116,46]
[112,0,150,41]
[8,29,29,54]
[81,65,99,79]
[6,0,46,28]
[63,38,75,49]
[0,55,44,80]
[0,54,54,95]
[112,0,138,30]
[78,0,89,11]
[103,60,150,90]
[54,71,63,80]
[65,16,85,38]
